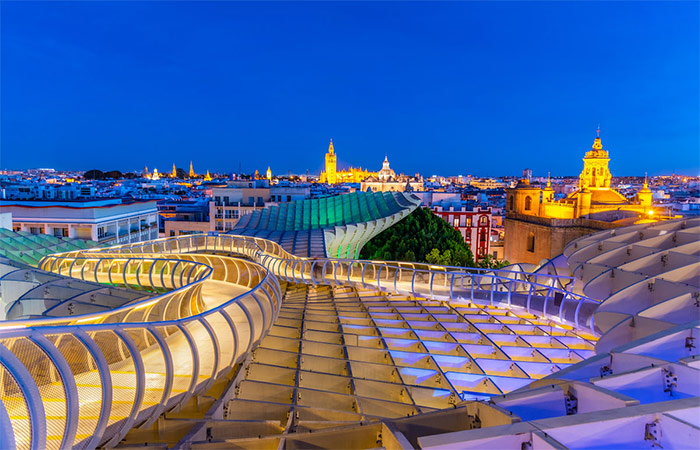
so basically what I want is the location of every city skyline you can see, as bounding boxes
[1,2,698,175]
[4,131,699,179]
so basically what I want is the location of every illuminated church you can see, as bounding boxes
[505,130,664,264]
[319,139,377,184]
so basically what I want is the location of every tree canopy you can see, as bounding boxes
[359,207,476,267]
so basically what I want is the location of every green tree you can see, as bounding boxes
[425,248,442,265]
[478,254,511,269]
[360,207,477,267]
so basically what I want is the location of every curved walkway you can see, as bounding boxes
[0,234,596,450]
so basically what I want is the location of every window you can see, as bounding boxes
[527,232,535,252]
[287,195,291,202]
[524,196,532,211]
[508,195,514,211]
[170,231,176,236]
[479,216,488,225]
[97,227,106,239]
[466,217,472,227]
[233,210,239,219]
[53,227,68,238]
[453,218,460,228]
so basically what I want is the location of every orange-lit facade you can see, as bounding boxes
[505,132,667,264]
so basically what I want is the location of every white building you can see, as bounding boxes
[360,156,423,193]
[0,198,158,245]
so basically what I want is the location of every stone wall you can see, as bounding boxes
[504,212,620,265]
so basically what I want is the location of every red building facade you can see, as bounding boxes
[431,204,492,259]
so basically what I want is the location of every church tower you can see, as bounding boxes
[325,139,337,184]
[266,166,272,182]
[189,161,195,178]
[171,163,177,178]
[637,174,653,208]
[578,128,612,190]
[542,173,554,204]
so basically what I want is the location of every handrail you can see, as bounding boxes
[80,233,599,332]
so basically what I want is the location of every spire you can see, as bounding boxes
[644,172,648,188]
[204,170,212,181]
[189,161,195,178]
[592,126,603,151]
[328,139,334,154]
[546,172,551,188]
[171,163,177,178]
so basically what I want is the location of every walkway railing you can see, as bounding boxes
[93,234,598,332]
[0,232,597,450]
[0,252,280,450]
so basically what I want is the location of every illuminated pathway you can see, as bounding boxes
[0,219,697,449]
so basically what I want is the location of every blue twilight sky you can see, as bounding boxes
[1,1,698,177]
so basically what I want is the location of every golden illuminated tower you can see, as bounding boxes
[204,170,212,181]
[171,163,177,178]
[542,172,554,203]
[578,127,612,190]
[324,139,337,184]
[637,174,653,207]
[266,166,272,181]
[189,161,195,178]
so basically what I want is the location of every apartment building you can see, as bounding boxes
[0,198,158,245]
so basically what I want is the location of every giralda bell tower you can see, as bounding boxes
[325,139,337,184]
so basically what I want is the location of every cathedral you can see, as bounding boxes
[319,139,378,184]
[505,131,665,265]
[319,139,423,192]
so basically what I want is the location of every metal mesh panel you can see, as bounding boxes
[123,328,165,424]
[89,329,136,443]
[0,360,31,450]
[183,320,212,393]
[202,313,235,378]
[6,338,66,450]
[156,325,192,406]
[46,333,100,450]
